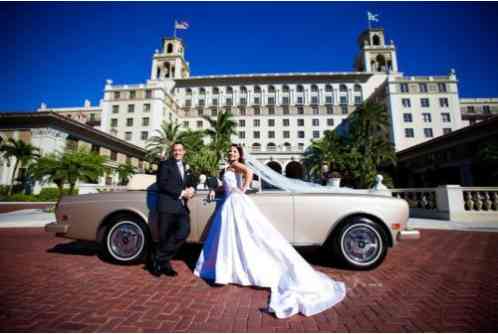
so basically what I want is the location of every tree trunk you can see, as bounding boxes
[8,159,20,196]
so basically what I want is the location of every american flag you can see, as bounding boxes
[175,21,190,30]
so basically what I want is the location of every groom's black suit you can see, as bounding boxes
[155,158,194,269]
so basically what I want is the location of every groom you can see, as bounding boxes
[151,142,195,277]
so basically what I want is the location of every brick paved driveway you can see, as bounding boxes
[0,228,497,332]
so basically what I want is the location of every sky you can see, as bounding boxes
[2,2,498,112]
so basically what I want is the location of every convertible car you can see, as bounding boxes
[45,174,420,270]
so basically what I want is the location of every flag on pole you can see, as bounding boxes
[367,11,379,22]
[175,21,190,30]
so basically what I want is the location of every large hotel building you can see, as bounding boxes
[4,26,497,183]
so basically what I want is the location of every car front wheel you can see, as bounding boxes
[330,216,388,270]
[104,214,149,264]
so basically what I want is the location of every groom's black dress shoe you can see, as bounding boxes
[161,266,178,277]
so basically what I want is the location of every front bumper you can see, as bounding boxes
[397,229,421,241]
[45,221,69,236]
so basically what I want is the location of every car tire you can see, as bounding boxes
[103,214,150,264]
[329,216,388,270]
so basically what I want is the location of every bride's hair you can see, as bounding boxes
[229,144,245,164]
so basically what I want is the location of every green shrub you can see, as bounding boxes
[4,193,38,202]
[37,187,79,201]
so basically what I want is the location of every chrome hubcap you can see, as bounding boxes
[108,221,144,260]
[341,223,382,265]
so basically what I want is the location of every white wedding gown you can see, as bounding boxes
[194,169,346,319]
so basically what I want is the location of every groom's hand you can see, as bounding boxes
[183,187,195,199]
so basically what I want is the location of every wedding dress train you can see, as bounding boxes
[194,169,346,319]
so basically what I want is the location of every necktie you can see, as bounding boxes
[178,161,184,180]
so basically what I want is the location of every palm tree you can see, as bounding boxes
[117,162,137,185]
[202,111,237,162]
[0,138,40,195]
[30,148,108,199]
[145,120,183,160]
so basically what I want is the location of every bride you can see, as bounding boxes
[194,144,346,319]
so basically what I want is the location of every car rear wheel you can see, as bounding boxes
[104,214,149,264]
[330,216,388,270]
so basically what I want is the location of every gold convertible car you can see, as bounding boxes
[45,174,420,270]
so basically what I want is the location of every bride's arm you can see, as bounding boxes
[231,161,253,192]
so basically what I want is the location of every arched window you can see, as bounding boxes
[372,35,381,46]
[311,85,319,93]
[376,54,386,71]
[167,43,174,53]
[240,86,247,94]
[199,88,206,95]
[268,85,276,93]
[339,84,348,92]
[296,85,304,93]
[252,143,261,151]
[226,86,233,94]
[254,86,261,93]
[325,84,333,92]
[266,142,276,151]
[212,87,219,95]
[283,142,292,151]
[186,88,192,96]
[282,85,290,93]
[354,84,362,92]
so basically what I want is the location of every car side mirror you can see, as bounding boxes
[206,176,219,189]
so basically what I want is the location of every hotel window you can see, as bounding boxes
[327,118,334,126]
[239,131,245,139]
[312,118,319,126]
[340,96,347,105]
[212,87,219,95]
[239,107,246,116]
[283,131,290,138]
[403,113,413,122]
[296,85,304,92]
[313,130,320,138]
[297,119,304,126]
[254,106,261,115]
[483,105,491,113]
[225,106,232,113]
[297,96,304,105]
[268,131,275,139]
[439,98,449,108]
[354,84,362,92]
[311,96,319,105]
[127,118,134,126]
[283,119,290,127]
[90,113,96,121]
[130,90,136,99]
[339,84,347,92]
[198,109,204,116]
[185,99,192,107]
[268,97,275,105]
[405,128,414,138]
[298,143,304,151]
[438,83,447,93]
[211,109,217,117]
[442,113,451,122]
[125,132,132,140]
[282,85,290,93]
[325,84,333,92]
[186,88,192,96]
[282,96,290,105]
[268,119,275,127]
[402,98,411,108]
[282,106,290,114]
[142,117,149,126]
[226,98,233,106]
[141,131,148,140]
[212,98,219,106]
[253,131,260,139]
[419,83,428,93]
[341,105,348,114]
[112,105,119,113]
[145,89,152,98]
[254,119,260,127]
[424,128,434,138]
[128,104,135,113]
[239,119,245,127]
[400,83,409,93]
[144,103,151,112]
[111,118,118,127]
[240,97,247,106]
[325,96,333,105]
[421,98,430,108]
[354,96,363,105]
[298,131,305,138]
[297,106,304,114]
[312,106,319,115]
[183,121,189,128]
[197,120,203,128]
[111,151,117,161]
[467,106,475,112]
[422,113,432,123]
[114,91,121,99]
[254,97,261,105]
[443,128,452,135]
[326,106,334,114]
[268,106,275,115]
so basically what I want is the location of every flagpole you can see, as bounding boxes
[367,12,371,29]
[174,20,177,38]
